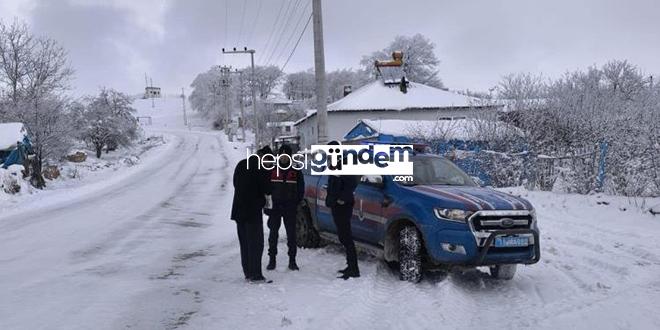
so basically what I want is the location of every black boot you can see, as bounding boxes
[338,267,360,280]
[288,257,299,271]
[337,266,349,274]
[249,275,273,284]
[266,256,276,270]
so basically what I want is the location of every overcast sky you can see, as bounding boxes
[1,0,659,96]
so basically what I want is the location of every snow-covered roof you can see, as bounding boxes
[264,95,292,105]
[294,110,317,126]
[348,118,520,141]
[266,121,295,128]
[328,80,477,111]
[0,123,27,150]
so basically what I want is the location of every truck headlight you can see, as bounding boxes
[433,208,472,223]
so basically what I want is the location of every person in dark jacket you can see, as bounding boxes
[324,141,360,279]
[231,145,273,283]
[266,144,304,271]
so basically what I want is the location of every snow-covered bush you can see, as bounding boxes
[0,165,29,195]
[496,60,660,196]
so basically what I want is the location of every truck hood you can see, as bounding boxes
[406,185,533,211]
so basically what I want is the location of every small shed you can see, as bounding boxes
[144,86,161,98]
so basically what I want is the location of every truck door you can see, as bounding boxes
[315,175,337,233]
[352,175,386,244]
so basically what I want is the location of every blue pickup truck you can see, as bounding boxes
[296,152,540,282]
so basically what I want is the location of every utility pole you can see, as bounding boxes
[181,87,189,129]
[313,0,328,144]
[231,69,247,142]
[223,47,259,148]
[150,77,155,108]
[220,66,232,141]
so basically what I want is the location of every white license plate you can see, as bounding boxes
[494,236,529,247]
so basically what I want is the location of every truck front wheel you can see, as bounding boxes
[399,226,422,283]
[490,264,517,280]
[296,203,320,248]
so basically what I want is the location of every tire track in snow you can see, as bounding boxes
[68,135,205,264]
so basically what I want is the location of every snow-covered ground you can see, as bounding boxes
[1,96,659,330]
[0,134,171,215]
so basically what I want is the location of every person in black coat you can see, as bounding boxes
[324,141,360,279]
[266,144,305,271]
[231,145,272,283]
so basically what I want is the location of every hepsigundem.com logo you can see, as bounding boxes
[247,144,414,176]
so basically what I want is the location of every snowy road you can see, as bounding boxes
[1,98,659,329]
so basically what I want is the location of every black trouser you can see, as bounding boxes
[236,217,264,279]
[267,201,297,258]
[331,204,358,271]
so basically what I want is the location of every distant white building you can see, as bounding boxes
[263,95,292,114]
[294,80,500,148]
[144,86,161,98]
[266,120,296,136]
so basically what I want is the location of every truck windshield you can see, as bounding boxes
[401,157,476,186]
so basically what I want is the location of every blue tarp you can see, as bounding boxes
[1,136,32,169]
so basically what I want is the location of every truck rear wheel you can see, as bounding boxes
[399,226,422,283]
[490,264,517,280]
[296,203,320,248]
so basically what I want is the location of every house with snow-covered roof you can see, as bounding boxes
[294,80,501,148]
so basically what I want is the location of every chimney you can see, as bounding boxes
[343,85,352,97]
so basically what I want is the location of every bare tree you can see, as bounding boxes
[0,20,33,105]
[0,19,74,188]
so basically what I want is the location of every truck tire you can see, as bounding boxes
[399,226,422,283]
[490,264,517,280]
[296,203,320,248]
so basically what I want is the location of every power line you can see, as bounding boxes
[272,0,311,67]
[265,0,304,66]
[246,0,264,45]
[264,0,304,66]
[237,0,248,43]
[259,0,288,64]
[280,13,312,72]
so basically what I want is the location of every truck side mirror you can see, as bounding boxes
[361,175,384,188]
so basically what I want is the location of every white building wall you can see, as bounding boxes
[296,108,484,149]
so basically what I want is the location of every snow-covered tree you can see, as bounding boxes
[284,68,370,102]
[327,69,371,102]
[77,89,138,159]
[283,69,315,100]
[495,61,659,196]
[0,19,74,188]
[250,65,284,99]
[360,34,444,88]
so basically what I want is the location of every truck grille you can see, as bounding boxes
[467,210,535,247]
[472,214,532,231]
